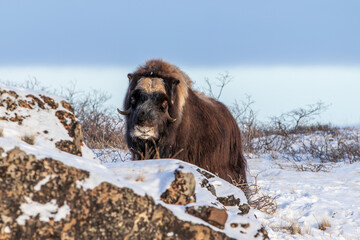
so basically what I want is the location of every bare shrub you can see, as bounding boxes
[0,77,50,92]
[60,85,126,149]
[289,161,329,172]
[231,174,278,215]
[269,102,328,136]
[204,72,233,100]
[280,127,360,164]
[235,100,360,164]
[250,194,278,215]
[230,95,260,153]
[200,73,360,165]
[93,149,131,163]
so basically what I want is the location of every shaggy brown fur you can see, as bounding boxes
[122,59,248,194]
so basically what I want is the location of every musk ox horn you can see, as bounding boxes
[166,111,176,123]
[117,108,131,115]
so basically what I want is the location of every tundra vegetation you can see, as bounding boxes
[2,74,360,216]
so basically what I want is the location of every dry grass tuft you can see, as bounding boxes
[0,128,3,137]
[281,221,302,235]
[318,218,331,231]
[22,135,35,145]
[135,174,146,182]
[302,224,313,236]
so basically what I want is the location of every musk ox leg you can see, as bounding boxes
[227,153,249,200]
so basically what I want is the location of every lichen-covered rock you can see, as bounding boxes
[0,148,232,240]
[0,86,94,160]
[200,178,217,196]
[186,206,229,229]
[217,195,241,206]
[55,140,82,156]
[161,170,196,205]
[238,203,251,215]
[197,168,215,179]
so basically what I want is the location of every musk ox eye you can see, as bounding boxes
[161,100,168,111]
[131,96,136,106]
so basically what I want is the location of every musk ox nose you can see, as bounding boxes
[136,107,156,125]
[135,126,151,134]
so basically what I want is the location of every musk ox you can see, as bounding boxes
[118,59,247,190]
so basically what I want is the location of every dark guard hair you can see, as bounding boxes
[119,59,248,194]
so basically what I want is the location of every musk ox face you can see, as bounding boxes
[124,77,177,141]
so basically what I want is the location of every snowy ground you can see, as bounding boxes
[2,85,359,239]
[249,156,360,240]
[97,150,360,240]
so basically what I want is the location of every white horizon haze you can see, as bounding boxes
[1,65,359,126]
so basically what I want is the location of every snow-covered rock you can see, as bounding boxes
[0,85,268,239]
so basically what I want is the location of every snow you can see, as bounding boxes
[17,198,70,225]
[34,175,54,191]
[249,157,360,239]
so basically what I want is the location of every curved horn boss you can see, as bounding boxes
[121,59,248,197]
[117,108,131,115]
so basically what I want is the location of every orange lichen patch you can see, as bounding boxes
[230,223,239,228]
[26,94,45,109]
[241,223,250,229]
[186,206,228,229]
[9,113,27,125]
[40,95,59,110]
[60,101,74,113]
[238,204,251,215]
[161,170,196,205]
[55,108,84,157]
[255,228,270,239]
[17,100,33,109]
[1,97,17,111]
[55,110,76,134]
[217,195,241,206]
[55,140,82,156]
[0,90,19,98]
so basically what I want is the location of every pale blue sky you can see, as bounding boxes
[1,0,360,66]
[0,1,359,125]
